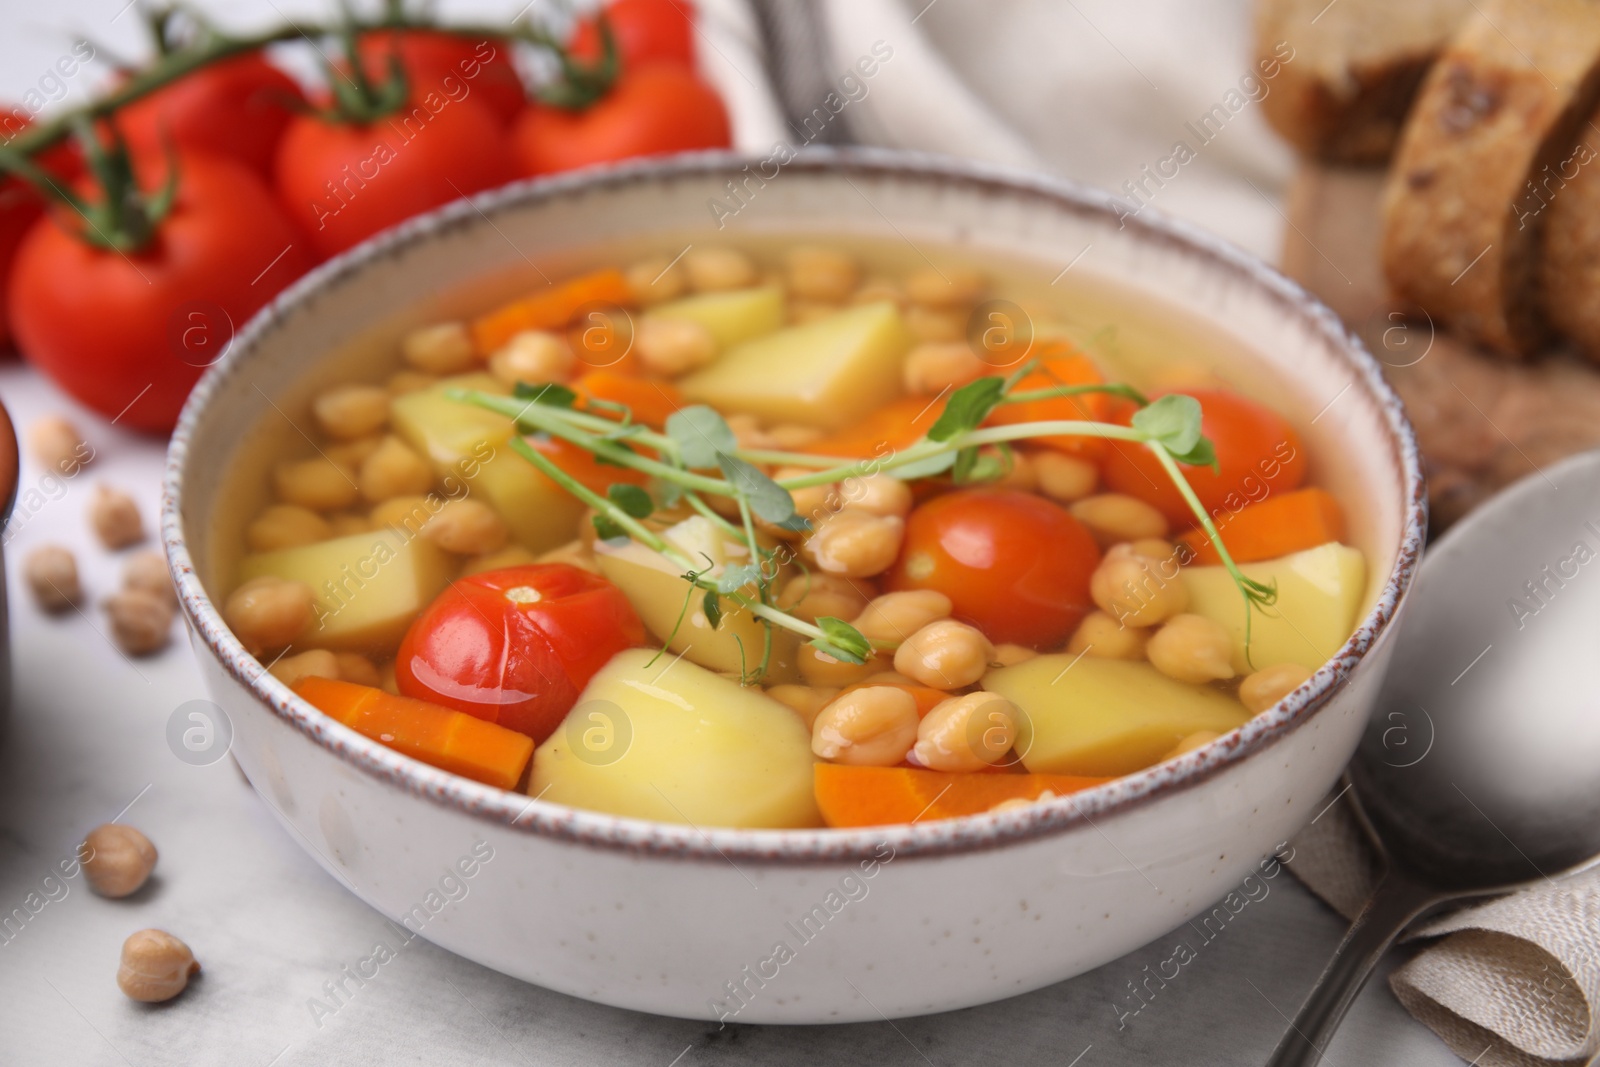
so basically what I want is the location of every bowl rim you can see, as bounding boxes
[162,147,1427,865]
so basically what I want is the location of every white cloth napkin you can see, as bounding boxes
[1291,795,1600,1066]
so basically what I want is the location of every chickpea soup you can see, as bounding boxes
[214,240,1368,829]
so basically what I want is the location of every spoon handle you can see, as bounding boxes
[1265,872,1438,1067]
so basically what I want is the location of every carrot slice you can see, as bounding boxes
[1177,487,1345,565]
[983,344,1109,458]
[572,371,684,431]
[802,395,948,460]
[523,433,650,497]
[471,268,635,355]
[294,676,533,790]
[813,765,1110,828]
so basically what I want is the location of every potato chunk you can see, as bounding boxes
[649,285,784,350]
[531,650,822,828]
[984,655,1248,777]
[680,301,912,429]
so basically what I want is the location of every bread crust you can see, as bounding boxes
[1380,0,1600,357]
[1538,113,1600,358]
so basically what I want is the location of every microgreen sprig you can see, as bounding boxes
[451,372,1277,681]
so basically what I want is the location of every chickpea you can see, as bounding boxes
[1239,662,1313,714]
[1165,730,1222,760]
[766,684,839,730]
[328,513,371,537]
[24,544,80,612]
[463,545,539,576]
[798,644,883,688]
[913,692,1018,771]
[335,652,382,688]
[274,457,359,512]
[767,423,823,449]
[992,643,1038,667]
[117,929,200,1003]
[788,300,841,325]
[769,467,835,528]
[777,573,871,624]
[683,246,757,291]
[123,550,176,609]
[811,686,919,765]
[837,472,913,518]
[103,590,173,656]
[246,505,331,551]
[785,245,859,302]
[1066,610,1150,660]
[312,385,390,440]
[81,823,157,898]
[862,670,918,686]
[806,510,903,578]
[324,435,384,470]
[1089,544,1188,627]
[636,315,717,377]
[1147,614,1235,684]
[270,648,339,687]
[905,265,985,308]
[1033,451,1098,502]
[359,436,434,503]
[903,342,984,395]
[894,619,994,689]
[388,370,439,395]
[401,321,477,374]
[424,498,509,555]
[1070,494,1169,548]
[224,576,314,654]
[852,277,907,308]
[371,494,439,534]
[625,255,689,305]
[488,330,573,387]
[1129,538,1178,564]
[905,304,965,343]
[28,415,91,475]
[995,449,1038,491]
[853,590,952,644]
[89,484,145,549]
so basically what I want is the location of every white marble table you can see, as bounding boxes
[0,362,1463,1065]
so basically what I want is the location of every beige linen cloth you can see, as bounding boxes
[803,1,1600,1062]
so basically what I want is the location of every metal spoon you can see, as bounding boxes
[1266,450,1600,1066]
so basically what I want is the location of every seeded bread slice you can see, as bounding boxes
[1380,0,1600,358]
[1538,115,1600,358]
[1256,0,1472,163]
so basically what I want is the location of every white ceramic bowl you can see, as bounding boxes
[163,150,1425,1024]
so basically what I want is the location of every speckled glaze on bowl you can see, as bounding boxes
[163,150,1425,1023]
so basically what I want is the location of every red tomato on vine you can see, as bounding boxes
[119,52,305,176]
[356,31,524,124]
[570,0,698,69]
[8,151,312,433]
[512,62,729,176]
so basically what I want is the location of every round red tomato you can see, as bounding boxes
[396,564,645,742]
[9,152,312,432]
[1103,389,1308,526]
[120,52,305,175]
[511,62,729,176]
[274,94,511,258]
[356,31,524,124]
[570,0,697,69]
[885,488,1101,648]
[0,111,82,352]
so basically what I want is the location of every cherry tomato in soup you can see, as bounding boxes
[570,0,698,69]
[885,488,1100,648]
[356,32,525,124]
[396,564,645,743]
[1103,388,1307,527]
[120,52,305,175]
[274,93,512,258]
[511,63,729,176]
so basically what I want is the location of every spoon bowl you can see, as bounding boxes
[1269,449,1600,1065]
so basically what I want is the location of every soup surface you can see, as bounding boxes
[217,241,1367,829]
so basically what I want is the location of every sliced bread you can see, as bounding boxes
[1538,109,1600,358]
[1256,0,1472,163]
[1380,0,1600,357]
